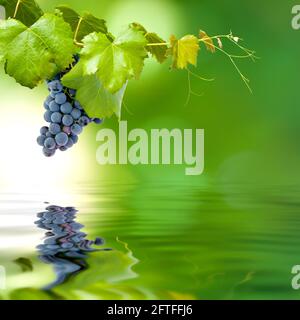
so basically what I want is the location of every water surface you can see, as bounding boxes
[0,182,299,300]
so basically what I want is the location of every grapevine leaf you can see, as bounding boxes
[79,26,148,93]
[168,34,200,69]
[56,5,107,41]
[199,30,215,53]
[0,0,43,27]
[130,22,167,63]
[0,19,26,61]
[1,14,75,88]
[145,32,168,63]
[62,63,127,118]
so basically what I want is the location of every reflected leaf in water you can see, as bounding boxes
[13,257,33,272]
[9,288,63,300]
[35,205,111,290]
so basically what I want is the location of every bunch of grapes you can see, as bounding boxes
[37,59,102,157]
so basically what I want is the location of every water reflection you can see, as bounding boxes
[35,205,111,290]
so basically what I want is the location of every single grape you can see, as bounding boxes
[61,242,73,249]
[55,132,68,146]
[43,212,54,219]
[71,123,82,135]
[45,95,54,105]
[47,205,64,212]
[78,116,90,126]
[70,134,78,144]
[71,236,82,243]
[70,108,81,120]
[74,101,83,110]
[60,102,72,114]
[37,135,46,146]
[95,237,104,245]
[44,137,56,150]
[69,89,76,96]
[59,146,68,151]
[48,80,63,93]
[43,102,50,110]
[40,126,48,135]
[50,225,64,233]
[37,212,45,218]
[46,131,53,138]
[66,138,74,149]
[62,115,73,126]
[44,237,57,245]
[53,213,63,219]
[43,147,55,157]
[53,218,66,224]
[55,93,67,105]
[70,222,83,230]
[47,244,60,250]
[49,123,61,135]
[51,112,62,124]
[93,118,102,124]
[44,111,52,122]
[49,101,60,112]
[62,126,71,134]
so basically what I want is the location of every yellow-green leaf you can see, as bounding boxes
[130,22,167,63]
[168,34,200,69]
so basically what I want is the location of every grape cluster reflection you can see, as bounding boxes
[35,205,110,290]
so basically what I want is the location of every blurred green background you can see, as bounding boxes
[0,0,300,300]
[36,0,300,186]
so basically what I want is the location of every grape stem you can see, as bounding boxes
[74,17,83,45]
[74,40,84,47]
[13,0,21,18]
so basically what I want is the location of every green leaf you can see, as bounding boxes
[56,5,107,41]
[0,14,76,88]
[0,18,26,60]
[13,257,33,272]
[130,22,168,63]
[80,26,148,93]
[0,0,43,27]
[9,288,54,300]
[62,63,127,118]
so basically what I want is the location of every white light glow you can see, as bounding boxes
[0,97,88,202]
[0,94,93,252]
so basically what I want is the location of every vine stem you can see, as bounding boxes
[13,0,21,18]
[185,69,204,107]
[146,35,256,92]
[146,42,168,47]
[73,32,256,92]
[73,17,83,47]
[74,40,84,48]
